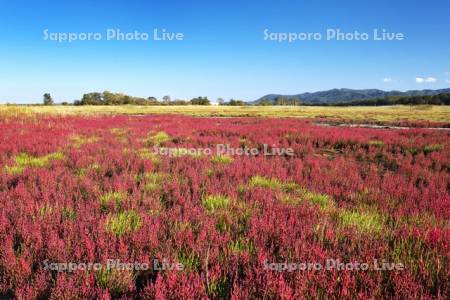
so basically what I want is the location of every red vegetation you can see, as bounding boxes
[0,115,448,299]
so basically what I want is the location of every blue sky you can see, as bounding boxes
[0,0,449,103]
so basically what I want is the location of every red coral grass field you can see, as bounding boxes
[0,114,448,299]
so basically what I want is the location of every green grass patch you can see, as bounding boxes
[228,239,255,255]
[249,176,301,193]
[96,268,134,297]
[143,131,172,146]
[14,152,64,167]
[105,210,142,237]
[211,155,234,165]
[202,195,231,213]
[247,177,334,209]
[99,191,127,212]
[339,210,385,233]
[281,182,301,193]
[75,167,87,178]
[423,144,443,154]
[207,276,232,299]
[249,175,283,190]
[61,207,76,220]
[4,152,65,175]
[389,233,447,292]
[303,190,332,209]
[70,135,99,148]
[4,165,25,176]
[38,203,53,216]
[280,194,302,206]
[280,188,333,210]
[137,148,161,164]
[110,127,128,135]
[206,168,214,177]
[177,251,200,272]
[141,172,167,193]
[369,140,385,148]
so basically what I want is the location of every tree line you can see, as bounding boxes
[40,91,450,106]
[322,93,450,106]
[41,91,249,106]
[256,97,302,106]
[256,94,450,106]
[73,92,212,106]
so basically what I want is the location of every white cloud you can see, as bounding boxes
[383,78,393,83]
[445,72,450,75]
[446,79,450,84]
[416,77,437,83]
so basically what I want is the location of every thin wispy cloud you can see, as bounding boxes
[445,72,450,75]
[415,77,437,83]
[383,78,393,83]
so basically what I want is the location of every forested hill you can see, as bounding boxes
[254,88,450,105]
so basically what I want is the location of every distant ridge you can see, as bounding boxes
[252,88,450,104]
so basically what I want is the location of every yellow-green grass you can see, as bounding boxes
[96,268,134,297]
[211,155,234,165]
[4,152,65,175]
[177,251,200,272]
[202,195,231,213]
[141,172,167,193]
[302,190,333,208]
[105,210,142,236]
[137,148,161,164]
[109,127,128,135]
[142,131,172,147]
[282,189,333,209]
[423,144,443,154]
[368,140,385,148]
[249,175,283,190]
[69,134,99,148]
[247,176,334,209]
[99,191,127,212]
[61,207,76,220]
[1,105,449,122]
[228,239,255,255]
[339,210,385,233]
[162,147,203,158]
[38,203,54,216]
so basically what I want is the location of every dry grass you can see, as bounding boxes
[0,104,449,122]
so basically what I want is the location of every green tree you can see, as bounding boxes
[81,92,103,105]
[43,93,54,105]
[227,99,246,106]
[147,96,158,104]
[190,96,210,105]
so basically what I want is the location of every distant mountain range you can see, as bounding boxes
[252,88,450,104]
